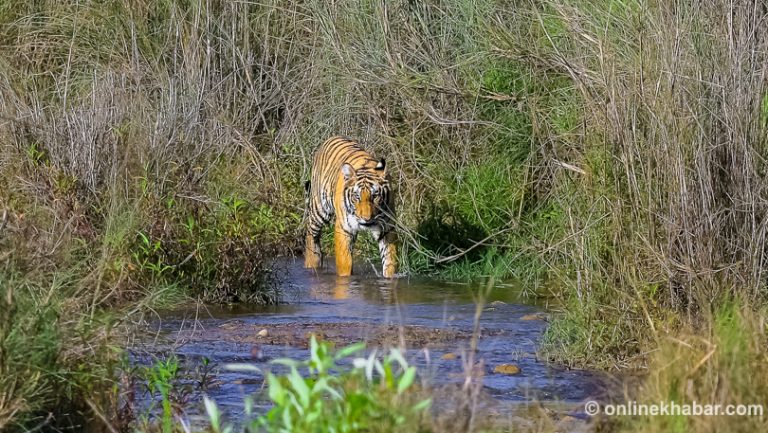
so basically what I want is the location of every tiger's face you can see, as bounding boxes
[341,159,389,228]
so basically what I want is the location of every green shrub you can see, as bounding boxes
[202,337,431,433]
[130,163,301,304]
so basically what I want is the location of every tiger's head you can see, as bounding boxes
[340,158,390,228]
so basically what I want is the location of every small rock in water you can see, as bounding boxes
[493,363,521,375]
[489,300,506,306]
[257,328,269,337]
[441,353,458,360]
[520,312,548,321]
[250,344,268,361]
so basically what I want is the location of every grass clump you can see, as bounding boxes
[0,275,60,430]
[131,183,295,304]
[611,304,768,432]
[0,268,122,432]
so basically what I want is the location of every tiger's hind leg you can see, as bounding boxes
[334,220,356,276]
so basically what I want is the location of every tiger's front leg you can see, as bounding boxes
[334,220,355,277]
[378,231,397,278]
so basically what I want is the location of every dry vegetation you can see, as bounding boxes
[1,0,767,431]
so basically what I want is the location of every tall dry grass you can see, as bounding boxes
[487,0,768,366]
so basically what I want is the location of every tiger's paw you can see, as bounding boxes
[304,254,321,269]
[382,265,398,278]
[335,265,352,277]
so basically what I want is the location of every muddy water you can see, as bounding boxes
[130,259,608,425]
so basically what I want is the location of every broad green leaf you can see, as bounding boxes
[244,396,254,417]
[413,398,432,412]
[352,357,368,369]
[383,362,394,389]
[287,392,303,415]
[223,363,261,373]
[305,410,320,424]
[281,404,293,429]
[267,374,286,405]
[365,350,377,381]
[271,358,301,368]
[397,367,416,394]
[287,368,310,407]
[335,342,366,360]
[203,397,221,432]
[312,376,343,400]
[310,336,321,370]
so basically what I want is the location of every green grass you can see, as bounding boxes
[0,274,61,430]
[0,267,122,432]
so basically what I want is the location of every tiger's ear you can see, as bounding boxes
[341,163,356,180]
[375,158,386,171]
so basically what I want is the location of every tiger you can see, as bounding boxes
[304,136,397,278]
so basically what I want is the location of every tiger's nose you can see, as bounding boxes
[356,205,373,222]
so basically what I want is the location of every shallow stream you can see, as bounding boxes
[130,259,610,428]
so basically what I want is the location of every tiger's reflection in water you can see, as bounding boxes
[306,273,398,303]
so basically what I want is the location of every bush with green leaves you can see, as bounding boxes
[130,184,299,304]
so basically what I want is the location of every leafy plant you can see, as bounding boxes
[25,142,48,166]
[206,337,431,433]
[132,231,173,278]
[144,357,180,433]
[258,337,429,433]
[128,189,292,304]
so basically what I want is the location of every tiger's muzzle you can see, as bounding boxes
[357,218,378,227]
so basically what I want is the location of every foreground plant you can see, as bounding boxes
[202,337,431,433]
